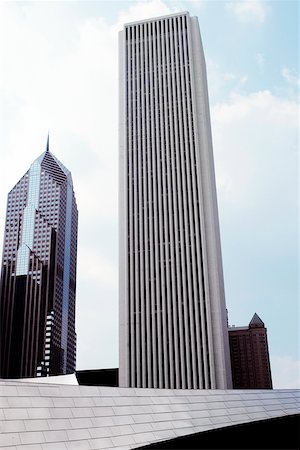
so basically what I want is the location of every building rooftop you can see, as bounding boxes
[36,134,73,187]
[228,326,248,331]
[249,312,265,328]
[0,377,299,449]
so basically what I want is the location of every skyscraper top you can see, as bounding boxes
[46,132,50,153]
[124,11,190,27]
[0,140,78,378]
[35,136,73,187]
[249,313,265,328]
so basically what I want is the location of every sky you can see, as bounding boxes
[0,0,298,388]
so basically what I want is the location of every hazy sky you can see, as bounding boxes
[0,0,298,388]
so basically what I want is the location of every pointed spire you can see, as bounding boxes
[249,312,265,328]
[46,132,49,153]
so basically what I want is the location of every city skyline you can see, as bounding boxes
[0,140,78,377]
[119,12,231,389]
[0,1,298,388]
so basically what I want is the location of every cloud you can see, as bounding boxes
[223,72,248,85]
[282,67,300,86]
[206,59,249,102]
[212,90,297,128]
[226,0,267,23]
[224,72,236,81]
[240,74,248,84]
[211,91,298,211]
[256,52,265,68]
[114,0,180,29]
[78,246,117,288]
[271,356,300,389]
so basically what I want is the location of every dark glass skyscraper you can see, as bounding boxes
[0,139,78,378]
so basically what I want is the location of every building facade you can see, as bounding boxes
[119,12,232,389]
[0,139,78,378]
[228,313,273,389]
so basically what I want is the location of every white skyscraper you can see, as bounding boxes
[119,12,232,389]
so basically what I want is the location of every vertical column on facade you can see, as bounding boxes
[152,21,164,388]
[165,18,180,389]
[27,272,36,375]
[21,277,28,374]
[127,27,135,386]
[31,260,37,374]
[148,21,158,388]
[169,17,186,389]
[156,19,169,388]
[160,18,175,389]
[34,261,42,375]
[177,15,198,389]
[173,16,191,389]
[198,74,218,389]
[143,23,153,388]
[181,14,204,389]
[136,24,144,388]
[132,25,141,388]
[21,274,32,376]
[140,23,149,388]
[186,17,214,389]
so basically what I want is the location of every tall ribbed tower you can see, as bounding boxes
[0,138,78,378]
[119,12,232,389]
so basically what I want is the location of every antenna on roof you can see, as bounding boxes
[46,132,50,153]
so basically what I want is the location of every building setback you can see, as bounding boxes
[119,12,232,389]
[228,313,273,389]
[0,138,78,378]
